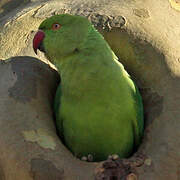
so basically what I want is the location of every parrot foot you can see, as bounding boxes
[107,154,119,160]
[81,154,94,162]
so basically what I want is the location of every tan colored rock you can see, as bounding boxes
[0,0,180,179]
[0,56,95,180]
[169,0,180,11]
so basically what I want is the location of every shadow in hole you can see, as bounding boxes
[0,0,30,19]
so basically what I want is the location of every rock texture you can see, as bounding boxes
[0,0,180,179]
[0,56,95,180]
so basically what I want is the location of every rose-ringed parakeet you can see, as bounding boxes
[33,14,144,162]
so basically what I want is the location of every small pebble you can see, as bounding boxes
[144,158,152,166]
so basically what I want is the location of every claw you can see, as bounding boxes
[87,154,93,162]
[81,154,94,162]
[81,156,88,161]
[108,154,119,160]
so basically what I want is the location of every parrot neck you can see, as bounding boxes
[53,27,123,97]
[55,26,118,73]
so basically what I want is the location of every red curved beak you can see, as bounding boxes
[33,30,45,54]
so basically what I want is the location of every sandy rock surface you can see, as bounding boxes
[0,0,180,180]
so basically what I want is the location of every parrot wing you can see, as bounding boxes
[54,84,64,141]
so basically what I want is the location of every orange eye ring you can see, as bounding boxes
[52,23,61,30]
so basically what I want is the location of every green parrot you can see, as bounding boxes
[33,14,144,162]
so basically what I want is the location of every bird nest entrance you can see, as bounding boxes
[0,2,179,178]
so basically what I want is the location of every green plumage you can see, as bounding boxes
[38,14,144,161]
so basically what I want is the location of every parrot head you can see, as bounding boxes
[33,14,92,63]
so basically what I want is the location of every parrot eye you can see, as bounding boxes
[52,23,61,30]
